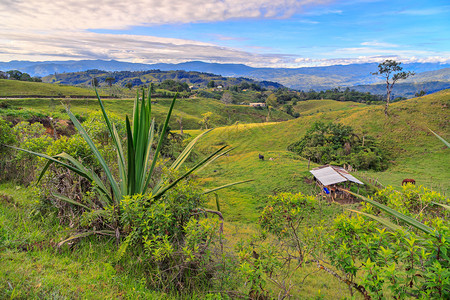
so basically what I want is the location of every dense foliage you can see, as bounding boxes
[288,121,388,170]
[1,70,42,82]
[327,185,449,299]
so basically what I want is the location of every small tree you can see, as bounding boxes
[105,77,115,87]
[265,93,278,121]
[372,60,414,116]
[220,91,233,104]
[125,82,133,90]
[92,77,99,87]
[199,112,213,129]
[207,80,216,88]
[6,70,23,80]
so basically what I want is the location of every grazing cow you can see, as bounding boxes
[402,179,416,186]
[258,154,264,161]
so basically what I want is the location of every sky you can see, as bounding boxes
[0,0,449,67]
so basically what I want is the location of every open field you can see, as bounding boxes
[194,90,449,220]
[0,79,110,97]
[0,88,448,299]
[1,97,292,129]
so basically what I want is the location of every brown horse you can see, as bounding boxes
[402,179,416,185]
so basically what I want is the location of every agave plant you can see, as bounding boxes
[8,87,250,242]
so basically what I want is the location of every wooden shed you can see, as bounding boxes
[310,165,363,201]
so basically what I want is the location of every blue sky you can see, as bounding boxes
[0,0,448,67]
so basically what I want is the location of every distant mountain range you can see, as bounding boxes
[1,59,449,95]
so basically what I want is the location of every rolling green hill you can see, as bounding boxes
[42,69,284,90]
[1,88,448,299]
[194,90,450,221]
[0,96,293,129]
[0,79,109,97]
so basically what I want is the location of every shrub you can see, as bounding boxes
[7,121,53,184]
[0,118,16,182]
[326,187,450,299]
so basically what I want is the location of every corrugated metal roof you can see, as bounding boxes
[310,165,363,186]
[334,167,364,185]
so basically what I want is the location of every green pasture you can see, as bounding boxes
[0,87,448,299]
[0,79,110,97]
[0,97,292,129]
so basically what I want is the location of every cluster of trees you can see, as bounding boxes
[157,79,190,92]
[288,121,388,170]
[267,87,387,104]
[0,70,42,82]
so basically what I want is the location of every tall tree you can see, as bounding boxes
[372,60,414,116]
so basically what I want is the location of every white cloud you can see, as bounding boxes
[0,0,448,68]
[0,0,332,32]
[0,31,299,67]
[361,41,399,48]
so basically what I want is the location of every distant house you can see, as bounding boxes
[249,103,266,107]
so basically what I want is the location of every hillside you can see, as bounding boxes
[42,69,284,90]
[1,97,293,129]
[194,90,450,221]
[0,79,109,97]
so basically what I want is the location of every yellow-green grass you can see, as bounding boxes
[293,99,367,116]
[1,97,292,129]
[0,79,110,97]
[1,91,448,299]
[195,90,449,217]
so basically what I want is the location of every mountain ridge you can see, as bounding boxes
[1,59,449,94]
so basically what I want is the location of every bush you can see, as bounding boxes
[7,122,53,184]
[0,118,16,182]
[326,187,449,299]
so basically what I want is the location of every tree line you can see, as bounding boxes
[0,70,42,82]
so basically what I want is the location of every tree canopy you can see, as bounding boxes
[288,121,387,170]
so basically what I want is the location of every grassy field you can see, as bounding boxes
[293,99,367,116]
[1,97,292,129]
[0,79,112,97]
[194,90,449,220]
[0,88,448,299]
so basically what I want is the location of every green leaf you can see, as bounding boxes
[429,128,450,148]
[66,108,121,202]
[431,201,450,211]
[196,146,236,173]
[143,93,177,194]
[347,209,403,231]
[52,193,92,211]
[170,129,213,170]
[152,145,228,200]
[57,230,115,248]
[6,145,112,203]
[203,179,254,194]
[345,190,436,236]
